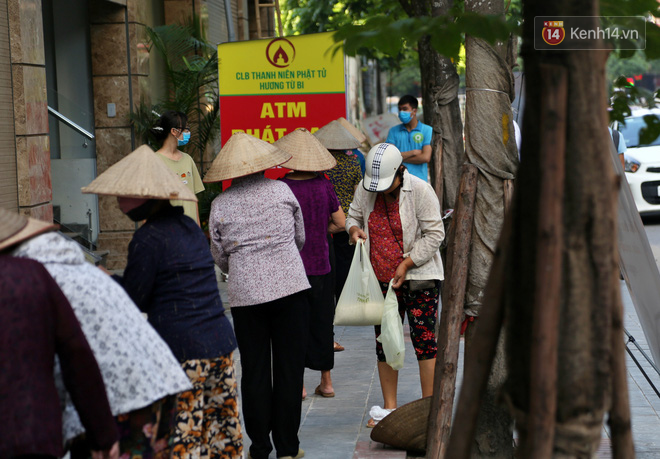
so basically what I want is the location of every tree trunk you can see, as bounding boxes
[503,0,628,456]
[463,0,518,455]
[426,164,478,458]
[399,0,466,211]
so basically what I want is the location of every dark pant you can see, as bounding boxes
[330,231,355,301]
[231,291,309,459]
[305,274,335,371]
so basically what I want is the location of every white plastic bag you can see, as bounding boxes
[334,239,384,326]
[377,280,405,370]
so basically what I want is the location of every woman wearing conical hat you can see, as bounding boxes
[314,120,363,317]
[82,145,242,458]
[0,209,119,459]
[11,227,192,457]
[205,132,309,459]
[275,128,345,400]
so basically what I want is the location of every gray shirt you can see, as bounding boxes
[210,174,310,306]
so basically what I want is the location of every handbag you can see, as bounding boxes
[334,239,385,326]
[377,280,405,370]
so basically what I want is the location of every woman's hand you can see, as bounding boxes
[392,258,416,289]
[348,226,367,244]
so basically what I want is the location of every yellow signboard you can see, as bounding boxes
[218,32,345,96]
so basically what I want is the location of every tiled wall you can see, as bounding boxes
[90,0,150,268]
[8,0,52,221]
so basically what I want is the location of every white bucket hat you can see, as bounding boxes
[363,143,403,192]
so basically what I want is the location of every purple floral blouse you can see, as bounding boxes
[210,174,311,307]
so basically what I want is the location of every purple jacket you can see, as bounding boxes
[0,256,118,457]
[279,175,340,276]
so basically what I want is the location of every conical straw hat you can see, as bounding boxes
[81,145,197,202]
[337,117,367,144]
[313,120,361,150]
[273,128,337,172]
[203,132,292,182]
[0,208,58,251]
[370,396,431,454]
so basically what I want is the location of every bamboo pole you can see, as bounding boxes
[445,212,512,459]
[426,164,478,459]
[522,63,567,458]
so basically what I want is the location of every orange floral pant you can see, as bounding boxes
[170,354,243,459]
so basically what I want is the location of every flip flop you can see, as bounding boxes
[366,418,377,428]
[314,385,335,398]
[333,342,345,352]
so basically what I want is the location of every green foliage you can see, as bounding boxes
[282,0,404,35]
[128,14,223,230]
[333,10,517,62]
[129,15,220,164]
[604,0,660,145]
[640,114,660,145]
[281,0,411,70]
[389,54,421,96]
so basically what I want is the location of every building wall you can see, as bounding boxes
[2,0,241,266]
[0,0,17,212]
[90,0,156,269]
[8,0,52,222]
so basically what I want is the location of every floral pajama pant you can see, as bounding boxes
[375,280,439,362]
[170,354,243,459]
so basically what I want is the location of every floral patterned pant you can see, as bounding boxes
[170,354,243,459]
[375,281,439,362]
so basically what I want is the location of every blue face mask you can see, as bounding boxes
[178,131,191,147]
[398,110,412,124]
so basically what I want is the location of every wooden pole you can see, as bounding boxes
[445,212,512,459]
[432,134,444,205]
[522,63,567,458]
[610,270,635,457]
[426,164,478,459]
[503,179,514,215]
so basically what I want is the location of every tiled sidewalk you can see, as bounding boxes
[221,279,660,458]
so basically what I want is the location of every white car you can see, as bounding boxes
[615,108,660,216]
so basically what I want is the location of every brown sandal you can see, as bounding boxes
[333,341,345,352]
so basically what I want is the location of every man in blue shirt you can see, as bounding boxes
[386,95,433,182]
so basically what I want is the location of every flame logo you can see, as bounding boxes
[266,38,296,68]
[273,46,288,65]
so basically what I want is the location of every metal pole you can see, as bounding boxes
[624,328,660,377]
[224,0,236,41]
[625,335,660,399]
